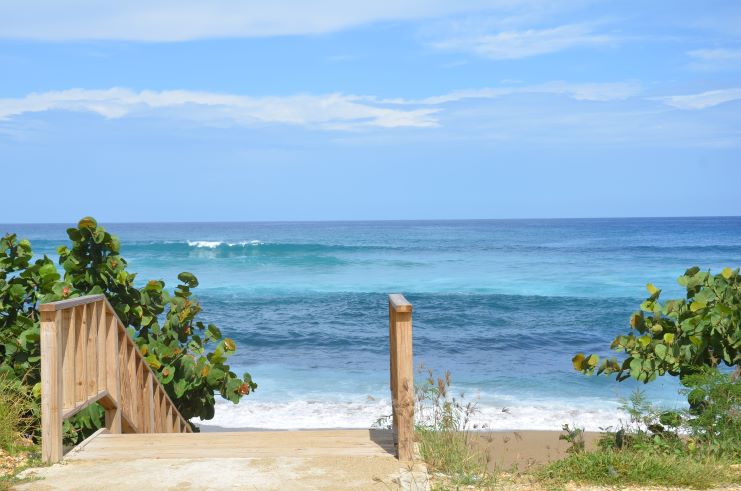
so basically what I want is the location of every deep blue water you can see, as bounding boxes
[5,218,741,429]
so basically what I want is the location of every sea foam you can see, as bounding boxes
[196,397,627,432]
[187,240,263,248]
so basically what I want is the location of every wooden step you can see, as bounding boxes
[65,429,396,461]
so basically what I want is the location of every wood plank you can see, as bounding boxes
[62,308,75,411]
[97,302,107,392]
[105,311,122,433]
[146,372,155,433]
[63,430,397,461]
[393,308,414,462]
[75,304,88,404]
[166,403,173,434]
[40,310,63,463]
[62,390,111,419]
[40,294,106,312]
[388,293,412,313]
[86,302,98,397]
[389,303,398,447]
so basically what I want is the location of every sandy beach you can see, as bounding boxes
[197,425,601,470]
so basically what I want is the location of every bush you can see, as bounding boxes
[0,376,36,453]
[682,368,741,457]
[573,266,740,384]
[0,217,256,439]
[541,386,741,489]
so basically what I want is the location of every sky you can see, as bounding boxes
[1,0,740,223]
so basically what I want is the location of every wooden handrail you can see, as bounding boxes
[388,293,414,461]
[41,295,192,463]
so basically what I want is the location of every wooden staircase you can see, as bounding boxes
[39,293,417,474]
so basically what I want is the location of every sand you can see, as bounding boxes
[196,425,601,471]
[467,429,601,471]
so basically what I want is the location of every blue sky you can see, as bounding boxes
[1,0,740,222]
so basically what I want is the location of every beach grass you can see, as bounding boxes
[537,447,741,489]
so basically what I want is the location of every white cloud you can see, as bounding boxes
[0,0,502,41]
[687,48,741,70]
[658,88,741,110]
[361,81,640,106]
[0,83,643,131]
[431,24,613,60]
[688,48,741,61]
[0,88,440,129]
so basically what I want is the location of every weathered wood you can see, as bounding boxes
[74,305,87,404]
[97,302,107,392]
[105,309,122,434]
[64,430,397,461]
[388,294,414,462]
[62,390,111,420]
[86,303,98,397]
[62,309,75,411]
[388,303,398,445]
[40,295,191,462]
[388,293,412,313]
[146,372,155,433]
[40,294,106,311]
[41,310,63,463]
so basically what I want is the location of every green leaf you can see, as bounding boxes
[721,267,733,280]
[177,272,199,288]
[663,333,675,345]
[206,366,225,387]
[690,300,706,312]
[654,344,668,360]
[78,216,98,229]
[646,283,659,295]
[638,335,651,348]
[145,354,162,370]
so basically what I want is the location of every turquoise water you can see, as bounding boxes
[6,218,741,429]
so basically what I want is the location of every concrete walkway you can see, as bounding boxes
[16,430,429,490]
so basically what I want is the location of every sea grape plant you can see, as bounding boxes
[1,217,256,433]
[573,267,741,385]
[0,234,62,387]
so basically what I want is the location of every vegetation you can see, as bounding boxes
[422,265,741,490]
[414,368,494,488]
[539,378,741,489]
[573,266,740,385]
[0,217,256,441]
[560,266,741,489]
[0,376,40,491]
[0,376,35,454]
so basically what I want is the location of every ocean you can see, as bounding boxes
[6,217,741,431]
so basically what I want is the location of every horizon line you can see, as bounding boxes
[2,215,740,227]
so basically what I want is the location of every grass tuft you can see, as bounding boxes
[414,367,495,488]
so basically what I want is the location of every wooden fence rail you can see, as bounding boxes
[40,295,191,463]
[388,293,414,461]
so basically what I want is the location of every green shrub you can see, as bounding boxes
[542,381,741,489]
[0,217,257,439]
[0,376,36,453]
[682,368,741,457]
[573,266,740,384]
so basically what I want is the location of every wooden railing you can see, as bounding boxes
[388,293,414,461]
[40,295,192,463]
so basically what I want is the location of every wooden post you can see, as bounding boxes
[41,310,63,463]
[388,294,414,461]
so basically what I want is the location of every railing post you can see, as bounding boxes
[41,310,63,463]
[388,293,414,461]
